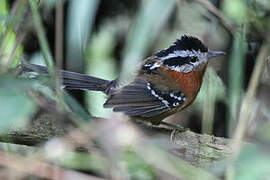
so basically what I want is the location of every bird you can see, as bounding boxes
[21,35,225,127]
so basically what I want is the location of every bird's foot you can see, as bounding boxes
[159,121,189,142]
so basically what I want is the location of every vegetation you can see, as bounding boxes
[0,0,270,179]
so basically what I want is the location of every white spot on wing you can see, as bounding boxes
[147,82,170,108]
[146,82,186,108]
[146,83,151,90]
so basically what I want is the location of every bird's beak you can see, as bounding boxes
[207,51,225,59]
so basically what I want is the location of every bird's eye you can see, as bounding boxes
[190,57,197,63]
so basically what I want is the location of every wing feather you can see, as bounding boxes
[103,77,170,117]
[113,104,164,112]
[139,107,169,117]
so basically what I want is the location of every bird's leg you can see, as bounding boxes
[159,121,189,143]
[159,121,188,132]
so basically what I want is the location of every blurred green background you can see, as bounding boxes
[0,0,270,179]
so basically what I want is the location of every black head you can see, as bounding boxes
[151,35,225,73]
[155,35,208,57]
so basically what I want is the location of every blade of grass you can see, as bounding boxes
[226,39,270,180]
[233,43,270,151]
[62,91,92,123]
[0,0,26,70]
[120,0,176,80]
[0,0,9,47]
[201,68,225,134]
[85,25,117,118]
[29,0,54,74]
[227,31,247,136]
[66,0,99,72]
[29,0,66,113]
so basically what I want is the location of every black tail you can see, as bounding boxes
[20,63,113,94]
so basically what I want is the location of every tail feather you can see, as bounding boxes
[20,63,112,93]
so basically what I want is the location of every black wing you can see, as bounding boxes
[103,77,185,118]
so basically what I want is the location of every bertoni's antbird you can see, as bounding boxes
[21,35,225,126]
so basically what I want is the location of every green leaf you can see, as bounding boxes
[222,0,248,24]
[0,94,35,131]
[0,75,36,131]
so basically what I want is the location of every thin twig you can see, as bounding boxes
[55,0,65,112]
[195,0,236,34]
[55,0,64,69]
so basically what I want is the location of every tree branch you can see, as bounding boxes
[0,113,233,168]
